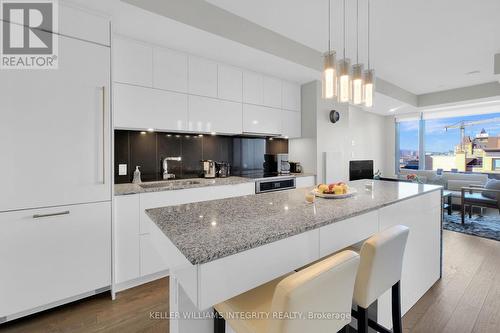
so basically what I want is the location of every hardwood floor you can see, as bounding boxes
[1,230,499,333]
[403,230,500,333]
[0,279,169,333]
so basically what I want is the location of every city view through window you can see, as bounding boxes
[398,113,500,173]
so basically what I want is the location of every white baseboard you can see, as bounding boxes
[113,270,169,293]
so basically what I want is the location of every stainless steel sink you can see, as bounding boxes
[139,180,201,189]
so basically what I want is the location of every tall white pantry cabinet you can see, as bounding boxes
[0,6,112,323]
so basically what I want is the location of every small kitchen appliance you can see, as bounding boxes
[276,153,290,174]
[202,160,216,178]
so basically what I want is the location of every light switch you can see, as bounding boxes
[118,164,127,176]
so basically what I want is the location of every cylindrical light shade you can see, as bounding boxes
[363,69,375,107]
[350,63,364,105]
[337,58,351,103]
[322,51,337,99]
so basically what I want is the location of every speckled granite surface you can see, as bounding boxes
[146,180,442,265]
[114,177,253,195]
[114,173,315,195]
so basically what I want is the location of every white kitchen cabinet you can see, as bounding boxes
[153,47,188,93]
[140,234,169,276]
[0,35,111,212]
[113,37,152,87]
[282,81,301,111]
[218,65,243,102]
[114,195,140,285]
[263,76,282,108]
[114,83,188,132]
[295,176,315,188]
[188,56,218,98]
[243,71,263,105]
[242,104,282,135]
[0,202,111,320]
[281,109,301,138]
[188,95,242,134]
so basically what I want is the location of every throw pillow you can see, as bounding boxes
[483,179,500,200]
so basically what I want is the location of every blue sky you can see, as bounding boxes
[399,113,500,152]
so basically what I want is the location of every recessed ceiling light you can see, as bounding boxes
[147,128,154,132]
[211,132,216,136]
[140,131,146,135]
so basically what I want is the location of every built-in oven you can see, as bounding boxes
[255,177,296,194]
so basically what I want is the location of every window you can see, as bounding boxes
[397,120,420,170]
[494,159,500,171]
[396,112,500,174]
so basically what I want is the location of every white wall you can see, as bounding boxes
[289,81,317,174]
[291,80,396,183]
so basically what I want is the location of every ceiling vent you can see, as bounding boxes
[495,53,500,75]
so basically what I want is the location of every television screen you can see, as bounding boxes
[349,160,374,181]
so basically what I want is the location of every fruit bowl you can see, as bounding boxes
[313,187,357,199]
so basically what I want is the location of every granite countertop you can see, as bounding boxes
[114,176,253,196]
[114,173,316,196]
[146,180,442,265]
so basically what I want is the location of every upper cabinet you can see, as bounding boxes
[263,76,282,109]
[188,95,242,135]
[218,65,243,102]
[112,35,302,138]
[282,81,301,111]
[153,47,188,93]
[113,37,153,87]
[242,104,282,135]
[188,56,218,98]
[242,71,263,105]
[114,83,188,132]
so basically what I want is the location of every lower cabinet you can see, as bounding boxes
[295,175,315,188]
[0,201,111,320]
[114,182,255,291]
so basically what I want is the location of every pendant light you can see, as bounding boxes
[322,0,337,99]
[337,0,351,103]
[350,0,364,105]
[363,0,375,107]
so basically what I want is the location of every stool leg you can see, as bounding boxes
[357,306,368,333]
[392,281,403,333]
[214,309,225,333]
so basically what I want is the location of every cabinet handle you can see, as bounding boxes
[33,211,70,219]
[101,86,106,185]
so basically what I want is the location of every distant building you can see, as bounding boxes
[428,129,500,173]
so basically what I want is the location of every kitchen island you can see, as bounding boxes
[146,180,443,333]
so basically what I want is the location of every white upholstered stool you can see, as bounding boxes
[213,250,360,333]
[351,225,410,333]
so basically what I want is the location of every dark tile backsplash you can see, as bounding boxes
[114,130,288,183]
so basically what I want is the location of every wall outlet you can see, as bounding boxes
[118,164,127,176]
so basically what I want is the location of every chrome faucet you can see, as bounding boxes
[163,157,182,180]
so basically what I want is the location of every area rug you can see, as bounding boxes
[443,212,500,242]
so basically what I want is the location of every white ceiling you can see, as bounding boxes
[206,0,500,95]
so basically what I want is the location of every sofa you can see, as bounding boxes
[398,169,489,205]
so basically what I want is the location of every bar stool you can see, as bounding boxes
[350,225,410,333]
[214,250,360,333]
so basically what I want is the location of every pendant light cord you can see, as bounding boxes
[328,0,331,52]
[367,0,371,69]
[356,0,359,63]
[343,0,346,59]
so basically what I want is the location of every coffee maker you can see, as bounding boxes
[201,160,216,178]
[276,154,290,174]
